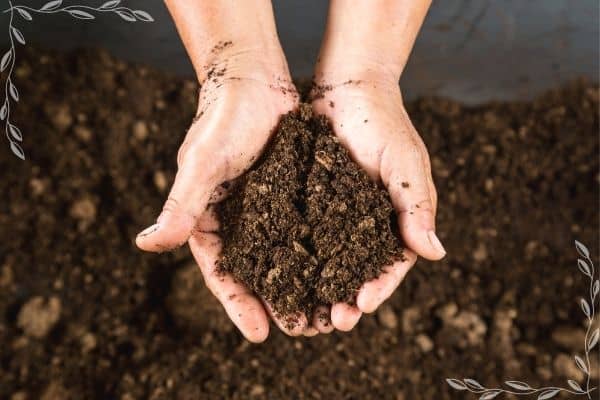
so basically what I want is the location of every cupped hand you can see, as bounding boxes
[135,61,323,341]
[311,76,446,330]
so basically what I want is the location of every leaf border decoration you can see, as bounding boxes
[446,240,599,399]
[2,0,154,160]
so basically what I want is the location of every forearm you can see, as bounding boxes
[164,0,289,83]
[315,0,431,84]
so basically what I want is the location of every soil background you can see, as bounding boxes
[0,47,598,400]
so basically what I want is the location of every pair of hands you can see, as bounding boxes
[135,57,445,342]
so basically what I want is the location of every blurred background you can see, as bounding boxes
[0,0,597,103]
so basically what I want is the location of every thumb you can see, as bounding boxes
[382,146,445,260]
[136,154,220,252]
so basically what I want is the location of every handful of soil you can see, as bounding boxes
[217,105,404,320]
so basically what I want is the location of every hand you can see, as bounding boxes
[135,51,316,342]
[311,75,446,330]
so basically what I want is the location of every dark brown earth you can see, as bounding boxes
[218,105,403,319]
[0,47,598,400]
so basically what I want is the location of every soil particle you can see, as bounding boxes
[132,120,149,141]
[73,125,92,142]
[490,296,520,374]
[551,326,586,350]
[80,332,97,354]
[218,107,403,319]
[153,171,168,192]
[211,40,233,54]
[309,81,333,100]
[377,304,398,329]
[0,264,13,287]
[249,384,266,397]
[69,197,97,221]
[44,103,73,132]
[29,178,47,196]
[40,381,70,400]
[436,302,458,321]
[437,306,487,348]
[414,334,434,353]
[70,196,97,231]
[10,392,26,400]
[17,296,61,339]
[401,305,422,335]
[472,242,488,262]
[553,353,585,381]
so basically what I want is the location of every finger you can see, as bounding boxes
[312,305,334,334]
[262,300,308,337]
[189,232,269,343]
[195,205,220,232]
[331,303,362,332]
[356,249,417,314]
[380,141,446,260]
[303,326,319,337]
[136,147,221,252]
[208,182,233,204]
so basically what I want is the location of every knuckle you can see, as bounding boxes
[162,197,180,213]
[430,186,438,210]
[177,139,192,168]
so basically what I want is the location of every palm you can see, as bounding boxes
[138,76,304,341]
[310,81,443,326]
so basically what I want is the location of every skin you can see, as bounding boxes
[137,0,444,342]
[312,0,444,331]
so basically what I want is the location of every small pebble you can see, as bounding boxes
[11,392,27,400]
[553,353,584,381]
[439,307,487,348]
[436,303,458,321]
[0,264,13,287]
[29,178,47,196]
[551,326,586,350]
[17,296,61,338]
[73,125,92,142]
[153,171,168,192]
[70,197,97,221]
[472,243,488,262]
[81,332,97,353]
[536,366,553,380]
[377,304,398,329]
[402,306,421,334]
[250,384,265,397]
[40,382,69,400]
[484,178,494,192]
[46,104,73,132]
[133,120,149,140]
[415,334,434,353]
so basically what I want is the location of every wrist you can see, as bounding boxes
[313,51,401,88]
[164,0,290,85]
[196,42,291,86]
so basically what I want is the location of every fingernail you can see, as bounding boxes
[427,230,446,255]
[137,223,160,238]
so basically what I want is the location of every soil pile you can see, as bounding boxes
[218,105,403,318]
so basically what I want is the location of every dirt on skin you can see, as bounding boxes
[217,105,403,320]
[0,47,598,400]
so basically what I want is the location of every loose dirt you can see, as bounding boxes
[218,105,403,320]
